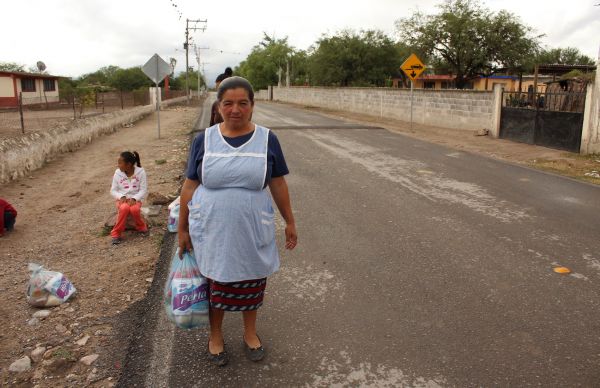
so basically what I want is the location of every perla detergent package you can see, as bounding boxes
[164,249,209,329]
[27,263,76,307]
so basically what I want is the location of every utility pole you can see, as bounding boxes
[194,45,209,98]
[286,58,290,88]
[185,18,207,104]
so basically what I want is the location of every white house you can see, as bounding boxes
[0,71,61,108]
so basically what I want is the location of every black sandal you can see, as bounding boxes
[243,335,265,362]
[207,340,228,367]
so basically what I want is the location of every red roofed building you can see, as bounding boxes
[0,71,61,108]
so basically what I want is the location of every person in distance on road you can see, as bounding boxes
[109,151,149,245]
[179,76,298,366]
[210,67,234,126]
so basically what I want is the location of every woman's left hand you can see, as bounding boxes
[285,223,298,250]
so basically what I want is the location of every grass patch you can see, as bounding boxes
[52,348,75,361]
[154,159,167,165]
[528,157,600,185]
[99,226,111,237]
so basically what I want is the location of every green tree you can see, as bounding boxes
[236,34,294,90]
[308,30,401,87]
[58,78,78,102]
[535,47,595,66]
[288,50,310,86]
[168,70,205,90]
[396,0,541,88]
[79,65,121,87]
[110,67,151,91]
[0,62,25,72]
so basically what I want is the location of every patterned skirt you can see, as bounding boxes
[208,278,267,312]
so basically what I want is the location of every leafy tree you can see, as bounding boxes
[535,47,595,66]
[58,78,78,102]
[236,34,295,90]
[79,65,120,87]
[396,0,541,88]
[287,50,309,86]
[0,62,25,72]
[166,70,205,90]
[110,67,151,91]
[308,30,402,87]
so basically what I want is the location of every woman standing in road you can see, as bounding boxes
[178,76,298,366]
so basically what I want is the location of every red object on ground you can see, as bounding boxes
[0,198,17,235]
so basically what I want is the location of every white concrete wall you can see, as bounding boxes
[0,96,188,183]
[0,76,13,97]
[255,89,269,100]
[580,62,600,154]
[265,86,494,131]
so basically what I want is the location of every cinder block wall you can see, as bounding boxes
[261,87,494,131]
[0,96,187,184]
[255,90,269,100]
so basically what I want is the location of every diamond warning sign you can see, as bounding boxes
[401,54,426,81]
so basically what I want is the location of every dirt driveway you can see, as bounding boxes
[0,102,199,387]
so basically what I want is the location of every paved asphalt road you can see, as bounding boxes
[120,97,600,387]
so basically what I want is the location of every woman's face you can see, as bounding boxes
[219,88,253,128]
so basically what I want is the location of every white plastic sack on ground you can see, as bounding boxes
[167,204,180,233]
[27,263,76,307]
[168,196,180,210]
[164,249,209,329]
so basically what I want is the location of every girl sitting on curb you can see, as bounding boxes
[109,151,148,245]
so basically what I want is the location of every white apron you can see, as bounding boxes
[188,124,279,282]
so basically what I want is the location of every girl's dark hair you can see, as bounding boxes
[224,67,233,76]
[121,151,141,167]
[217,76,254,103]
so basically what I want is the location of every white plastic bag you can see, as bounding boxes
[164,249,209,329]
[167,204,180,233]
[168,196,180,210]
[27,263,76,307]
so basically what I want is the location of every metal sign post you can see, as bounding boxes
[142,53,172,139]
[410,80,414,132]
[155,83,160,139]
[400,53,426,132]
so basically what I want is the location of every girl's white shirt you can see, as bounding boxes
[110,166,148,201]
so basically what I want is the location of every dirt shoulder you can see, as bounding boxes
[270,101,600,185]
[0,101,200,387]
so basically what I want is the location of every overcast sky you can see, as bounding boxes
[1,0,598,85]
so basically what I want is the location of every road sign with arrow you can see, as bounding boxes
[401,53,426,81]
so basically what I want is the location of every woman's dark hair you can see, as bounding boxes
[217,76,254,103]
[224,67,233,76]
[121,151,141,167]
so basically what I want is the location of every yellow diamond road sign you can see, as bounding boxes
[401,53,426,81]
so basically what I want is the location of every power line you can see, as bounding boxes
[207,49,242,55]
[184,18,207,103]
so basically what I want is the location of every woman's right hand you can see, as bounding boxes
[178,230,193,259]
